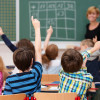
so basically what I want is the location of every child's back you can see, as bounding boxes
[4,17,42,97]
[42,44,61,74]
[42,59,61,74]
[4,48,42,95]
[59,49,93,100]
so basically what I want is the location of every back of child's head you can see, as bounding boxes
[0,56,6,72]
[81,39,94,47]
[16,39,35,58]
[86,6,100,17]
[42,44,58,65]
[13,48,34,72]
[61,49,83,73]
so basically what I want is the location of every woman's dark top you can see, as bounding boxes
[85,23,100,41]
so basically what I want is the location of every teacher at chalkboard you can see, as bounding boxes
[85,6,100,43]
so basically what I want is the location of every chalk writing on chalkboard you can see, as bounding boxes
[29,1,76,40]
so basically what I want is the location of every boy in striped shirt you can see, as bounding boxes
[4,16,42,97]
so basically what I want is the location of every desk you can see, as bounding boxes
[41,82,58,93]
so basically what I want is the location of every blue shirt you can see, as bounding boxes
[4,62,42,96]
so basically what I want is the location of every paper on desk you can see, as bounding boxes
[41,85,48,88]
[49,87,59,90]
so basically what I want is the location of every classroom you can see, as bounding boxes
[0,0,100,100]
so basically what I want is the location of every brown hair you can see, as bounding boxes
[0,56,6,72]
[86,6,100,17]
[13,48,34,72]
[61,49,83,73]
[42,44,58,68]
[81,39,94,47]
[16,39,35,60]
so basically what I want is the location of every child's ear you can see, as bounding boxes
[30,58,33,66]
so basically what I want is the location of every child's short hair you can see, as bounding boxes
[61,49,83,73]
[86,6,100,17]
[16,39,35,58]
[13,48,34,72]
[42,44,58,64]
[81,39,94,47]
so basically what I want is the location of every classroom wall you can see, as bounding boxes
[0,43,66,66]
[0,44,14,66]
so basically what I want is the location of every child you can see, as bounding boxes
[0,28,35,74]
[59,41,100,100]
[0,56,9,95]
[4,16,42,97]
[42,26,61,74]
[80,39,100,82]
[85,6,100,43]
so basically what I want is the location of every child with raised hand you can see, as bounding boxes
[42,26,61,74]
[59,41,100,100]
[80,39,100,82]
[4,16,42,97]
[0,25,35,74]
[59,49,93,100]
[0,56,9,95]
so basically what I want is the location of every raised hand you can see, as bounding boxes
[0,27,4,35]
[31,16,40,30]
[47,26,53,35]
[93,35,97,43]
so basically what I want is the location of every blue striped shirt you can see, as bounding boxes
[4,62,42,96]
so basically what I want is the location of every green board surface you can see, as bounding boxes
[0,0,16,41]
[20,0,100,41]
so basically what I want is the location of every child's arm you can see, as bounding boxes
[0,27,17,52]
[43,26,53,51]
[31,16,42,63]
[82,41,100,61]
[89,41,100,53]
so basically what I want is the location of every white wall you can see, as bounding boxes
[0,44,14,66]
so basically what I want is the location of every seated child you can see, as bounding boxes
[0,26,35,74]
[42,26,61,74]
[4,16,42,97]
[59,49,93,100]
[0,56,9,95]
[59,41,100,100]
[80,39,100,82]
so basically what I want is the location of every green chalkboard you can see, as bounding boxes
[20,0,100,41]
[0,0,16,41]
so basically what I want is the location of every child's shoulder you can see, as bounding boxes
[82,71,93,80]
[50,59,61,66]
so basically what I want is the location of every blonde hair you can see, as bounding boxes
[86,6,100,17]
[0,56,6,72]
[81,39,94,47]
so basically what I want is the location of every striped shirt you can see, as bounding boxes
[4,62,42,96]
[58,67,93,100]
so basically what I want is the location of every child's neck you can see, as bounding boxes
[19,69,30,73]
